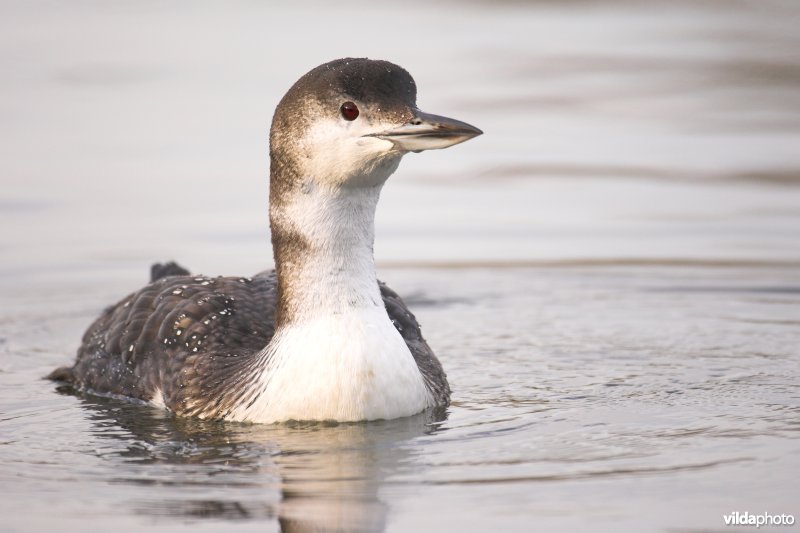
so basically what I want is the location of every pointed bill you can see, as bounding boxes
[367,109,482,152]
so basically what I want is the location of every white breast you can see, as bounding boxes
[227,307,433,423]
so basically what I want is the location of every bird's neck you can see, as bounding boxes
[235,153,433,422]
[269,180,385,327]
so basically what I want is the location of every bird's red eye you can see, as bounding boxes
[340,101,359,121]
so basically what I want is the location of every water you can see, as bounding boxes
[1,1,799,531]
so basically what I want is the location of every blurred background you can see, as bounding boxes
[1,2,799,532]
[2,0,798,281]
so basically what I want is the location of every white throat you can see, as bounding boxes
[229,174,432,423]
[274,181,388,319]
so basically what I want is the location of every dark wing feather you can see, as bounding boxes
[380,281,450,405]
[51,271,276,406]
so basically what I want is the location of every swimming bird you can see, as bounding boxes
[48,58,482,423]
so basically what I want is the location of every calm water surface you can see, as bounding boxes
[1,1,799,532]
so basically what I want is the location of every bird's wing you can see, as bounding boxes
[53,271,277,401]
[380,281,450,405]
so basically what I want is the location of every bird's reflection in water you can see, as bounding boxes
[57,386,447,532]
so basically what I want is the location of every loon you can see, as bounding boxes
[48,58,482,423]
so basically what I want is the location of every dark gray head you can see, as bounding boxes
[269,58,482,192]
[273,58,417,127]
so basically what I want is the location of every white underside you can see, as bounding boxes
[226,307,433,423]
